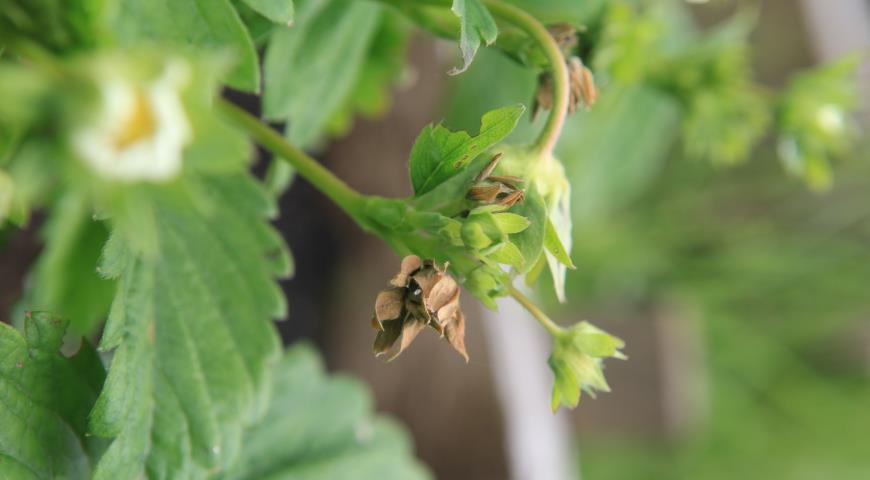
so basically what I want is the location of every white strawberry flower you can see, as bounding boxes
[72,59,192,182]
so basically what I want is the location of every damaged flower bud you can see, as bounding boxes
[467,153,526,208]
[547,23,579,55]
[534,57,598,119]
[371,255,468,362]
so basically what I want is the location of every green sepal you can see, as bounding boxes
[544,217,575,269]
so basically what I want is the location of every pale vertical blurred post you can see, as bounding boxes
[482,293,576,480]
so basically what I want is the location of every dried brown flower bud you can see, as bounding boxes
[568,57,598,111]
[495,189,525,209]
[547,23,579,55]
[467,153,526,208]
[533,56,598,119]
[371,255,468,362]
[475,153,503,182]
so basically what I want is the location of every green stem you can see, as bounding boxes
[378,0,569,156]
[217,100,369,226]
[482,0,569,157]
[507,285,564,336]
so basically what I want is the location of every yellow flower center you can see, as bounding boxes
[113,90,156,150]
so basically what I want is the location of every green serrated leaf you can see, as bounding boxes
[327,10,411,139]
[0,312,106,479]
[264,159,295,198]
[218,343,430,480]
[410,104,525,196]
[113,0,260,91]
[263,0,381,148]
[90,175,290,478]
[16,194,115,335]
[241,0,294,24]
[0,0,110,53]
[450,0,498,75]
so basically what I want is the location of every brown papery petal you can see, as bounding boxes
[475,153,503,182]
[389,318,428,361]
[373,319,403,356]
[445,311,469,362]
[411,268,442,300]
[370,314,383,331]
[400,255,423,275]
[497,189,525,209]
[375,288,404,322]
[488,175,525,190]
[426,275,459,313]
[467,183,501,202]
[436,291,461,326]
[580,65,598,107]
[405,299,431,323]
[389,273,409,288]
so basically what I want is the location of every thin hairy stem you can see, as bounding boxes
[482,0,569,156]
[377,0,570,156]
[217,100,368,225]
[507,285,564,336]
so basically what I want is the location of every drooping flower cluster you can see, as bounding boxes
[371,255,468,361]
[533,25,598,118]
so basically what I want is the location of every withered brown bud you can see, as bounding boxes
[496,189,525,209]
[533,56,598,119]
[568,57,598,112]
[467,154,526,208]
[371,255,468,362]
[547,23,579,55]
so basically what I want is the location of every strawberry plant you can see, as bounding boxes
[0,0,859,478]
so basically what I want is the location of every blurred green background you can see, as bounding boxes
[441,0,870,478]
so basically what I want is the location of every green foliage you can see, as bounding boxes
[219,343,430,480]
[17,194,115,334]
[776,56,861,191]
[0,0,865,475]
[263,0,383,148]
[548,321,625,411]
[409,104,525,195]
[0,0,109,53]
[90,175,290,478]
[113,0,261,91]
[326,10,411,138]
[240,0,294,24]
[450,0,498,74]
[0,312,106,479]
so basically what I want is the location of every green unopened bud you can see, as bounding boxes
[484,241,525,270]
[461,209,504,249]
[461,221,492,249]
[492,212,530,234]
[495,144,574,301]
[465,267,500,309]
[548,321,625,412]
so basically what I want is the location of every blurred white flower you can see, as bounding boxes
[72,60,191,182]
[815,103,845,137]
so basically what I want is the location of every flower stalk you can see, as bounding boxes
[217,99,369,225]
[507,284,564,336]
